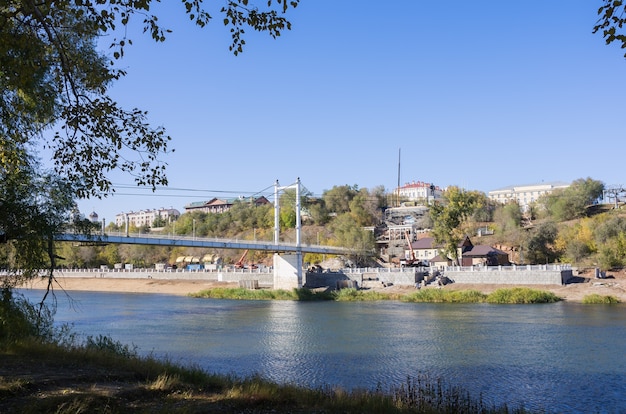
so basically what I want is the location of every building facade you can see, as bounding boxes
[115,208,180,228]
[488,182,570,211]
[396,181,442,204]
[184,196,270,214]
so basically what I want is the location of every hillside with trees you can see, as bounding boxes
[46,177,626,272]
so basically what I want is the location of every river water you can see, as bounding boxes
[21,290,626,413]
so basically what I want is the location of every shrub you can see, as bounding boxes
[402,289,486,303]
[581,294,620,304]
[0,289,55,344]
[332,288,392,301]
[486,288,561,304]
[84,334,138,358]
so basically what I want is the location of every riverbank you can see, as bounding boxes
[19,269,626,302]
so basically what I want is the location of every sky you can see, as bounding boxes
[69,1,626,223]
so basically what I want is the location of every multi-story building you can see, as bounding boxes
[115,207,180,228]
[488,182,570,211]
[396,181,442,204]
[184,196,270,214]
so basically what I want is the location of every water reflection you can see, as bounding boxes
[19,290,626,413]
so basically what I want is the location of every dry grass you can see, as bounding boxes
[0,339,529,413]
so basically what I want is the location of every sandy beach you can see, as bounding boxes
[18,270,626,303]
[20,277,239,297]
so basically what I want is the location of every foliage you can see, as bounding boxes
[493,202,523,235]
[485,288,561,304]
[323,185,359,215]
[540,178,604,221]
[0,289,55,344]
[522,221,559,264]
[597,236,626,269]
[329,213,375,266]
[594,0,626,58]
[403,289,487,303]
[84,334,138,359]
[2,338,531,414]
[332,288,395,301]
[554,218,596,264]
[0,152,80,290]
[1,1,299,199]
[402,288,560,304]
[429,186,488,265]
[471,198,496,223]
[191,287,304,300]
[581,294,620,304]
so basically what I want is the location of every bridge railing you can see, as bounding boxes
[47,267,274,275]
[57,230,357,255]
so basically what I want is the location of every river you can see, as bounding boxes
[20,290,626,413]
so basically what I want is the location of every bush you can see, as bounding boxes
[581,294,620,304]
[486,288,561,304]
[0,288,55,344]
[332,288,392,301]
[84,334,138,358]
[402,289,487,303]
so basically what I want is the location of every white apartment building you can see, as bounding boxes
[115,208,180,228]
[488,182,570,211]
[397,181,442,203]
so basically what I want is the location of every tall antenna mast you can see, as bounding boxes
[396,148,401,207]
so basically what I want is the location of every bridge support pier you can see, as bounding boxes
[273,253,302,290]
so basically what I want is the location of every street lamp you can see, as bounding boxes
[192,219,196,240]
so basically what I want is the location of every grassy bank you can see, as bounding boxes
[191,287,563,304]
[581,293,620,304]
[0,337,530,413]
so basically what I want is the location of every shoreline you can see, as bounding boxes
[20,277,239,297]
[18,275,626,303]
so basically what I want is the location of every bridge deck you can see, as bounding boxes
[56,233,355,255]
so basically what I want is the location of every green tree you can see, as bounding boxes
[305,199,330,225]
[0,153,78,305]
[329,213,374,266]
[494,202,522,235]
[594,1,626,58]
[348,188,382,227]
[429,186,487,265]
[540,178,604,221]
[522,222,559,264]
[323,185,358,215]
[1,1,299,198]
[1,1,299,297]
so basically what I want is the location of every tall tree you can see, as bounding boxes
[1,1,299,198]
[329,213,374,267]
[429,186,487,265]
[494,202,523,235]
[0,153,77,303]
[594,1,626,58]
[1,1,298,295]
[522,222,559,264]
[322,185,358,215]
[540,178,604,221]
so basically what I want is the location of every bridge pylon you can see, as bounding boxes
[274,178,303,288]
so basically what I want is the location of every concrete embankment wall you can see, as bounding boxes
[445,269,573,285]
[52,269,274,286]
[305,269,425,289]
[305,267,574,288]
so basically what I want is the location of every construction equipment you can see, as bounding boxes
[402,230,424,267]
[234,250,258,269]
[234,250,249,269]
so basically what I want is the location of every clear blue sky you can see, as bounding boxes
[73,1,626,223]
